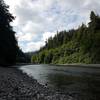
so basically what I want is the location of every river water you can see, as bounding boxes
[19,64,100,100]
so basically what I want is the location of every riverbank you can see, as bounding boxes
[50,63,100,68]
[15,63,100,68]
[0,66,72,100]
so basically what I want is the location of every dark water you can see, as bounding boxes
[20,64,100,100]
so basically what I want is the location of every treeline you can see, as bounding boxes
[31,11,100,64]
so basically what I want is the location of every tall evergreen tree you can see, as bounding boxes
[0,0,18,66]
[89,11,100,31]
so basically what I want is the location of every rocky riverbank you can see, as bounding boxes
[0,66,74,100]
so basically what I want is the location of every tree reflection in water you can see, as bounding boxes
[46,73,100,100]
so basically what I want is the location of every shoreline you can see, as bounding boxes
[48,63,100,68]
[0,66,71,100]
[15,63,100,68]
[0,64,100,99]
[33,63,100,69]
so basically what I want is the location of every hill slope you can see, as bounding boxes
[31,11,100,64]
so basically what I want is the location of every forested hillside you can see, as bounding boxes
[31,11,100,64]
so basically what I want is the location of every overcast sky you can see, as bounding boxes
[4,0,100,52]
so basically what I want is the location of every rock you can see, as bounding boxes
[0,67,73,100]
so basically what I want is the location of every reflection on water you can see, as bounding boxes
[20,64,100,100]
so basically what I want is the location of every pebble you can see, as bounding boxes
[0,67,74,100]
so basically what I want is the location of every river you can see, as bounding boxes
[19,64,100,100]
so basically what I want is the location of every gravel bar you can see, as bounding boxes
[0,67,74,100]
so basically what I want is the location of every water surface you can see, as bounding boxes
[20,64,100,100]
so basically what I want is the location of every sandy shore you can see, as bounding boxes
[0,66,73,100]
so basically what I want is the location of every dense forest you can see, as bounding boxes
[31,11,100,64]
[0,0,27,66]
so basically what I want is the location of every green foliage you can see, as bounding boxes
[31,54,38,63]
[31,11,100,64]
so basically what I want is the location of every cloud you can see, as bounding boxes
[4,0,100,52]
[19,41,45,52]
[16,33,34,42]
[42,31,57,41]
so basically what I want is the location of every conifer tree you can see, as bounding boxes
[0,0,18,66]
